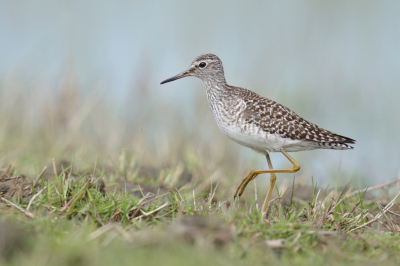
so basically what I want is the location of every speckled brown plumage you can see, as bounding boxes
[230,87,355,146]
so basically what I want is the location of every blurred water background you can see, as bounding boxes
[1,1,399,188]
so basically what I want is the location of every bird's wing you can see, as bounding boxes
[235,87,355,144]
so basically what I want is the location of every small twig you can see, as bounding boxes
[208,179,220,205]
[137,193,153,205]
[346,177,400,198]
[3,176,19,180]
[1,197,34,218]
[132,202,169,221]
[128,192,169,212]
[27,187,46,210]
[33,166,47,188]
[347,190,400,233]
[140,201,169,216]
[374,199,396,232]
[386,209,400,217]
[130,203,144,219]
[52,158,57,177]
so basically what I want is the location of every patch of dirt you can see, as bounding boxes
[0,170,106,203]
[0,175,39,201]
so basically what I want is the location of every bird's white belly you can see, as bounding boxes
[220,125,317,153]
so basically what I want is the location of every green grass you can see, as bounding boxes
[1,159,400,266]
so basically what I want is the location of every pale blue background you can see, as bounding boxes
[1,1,400,186]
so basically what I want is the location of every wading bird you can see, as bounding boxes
[161,54,355,214]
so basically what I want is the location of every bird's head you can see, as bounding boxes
[160,53,225,84]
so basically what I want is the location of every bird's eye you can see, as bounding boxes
[199,62,207,68]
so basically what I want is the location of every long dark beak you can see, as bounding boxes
[160,70,191,84]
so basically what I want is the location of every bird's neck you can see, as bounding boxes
[203,77,229,97]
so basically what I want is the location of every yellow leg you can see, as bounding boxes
[233,171,254,199]
[233,149,300,213]
[261,153,276,213]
